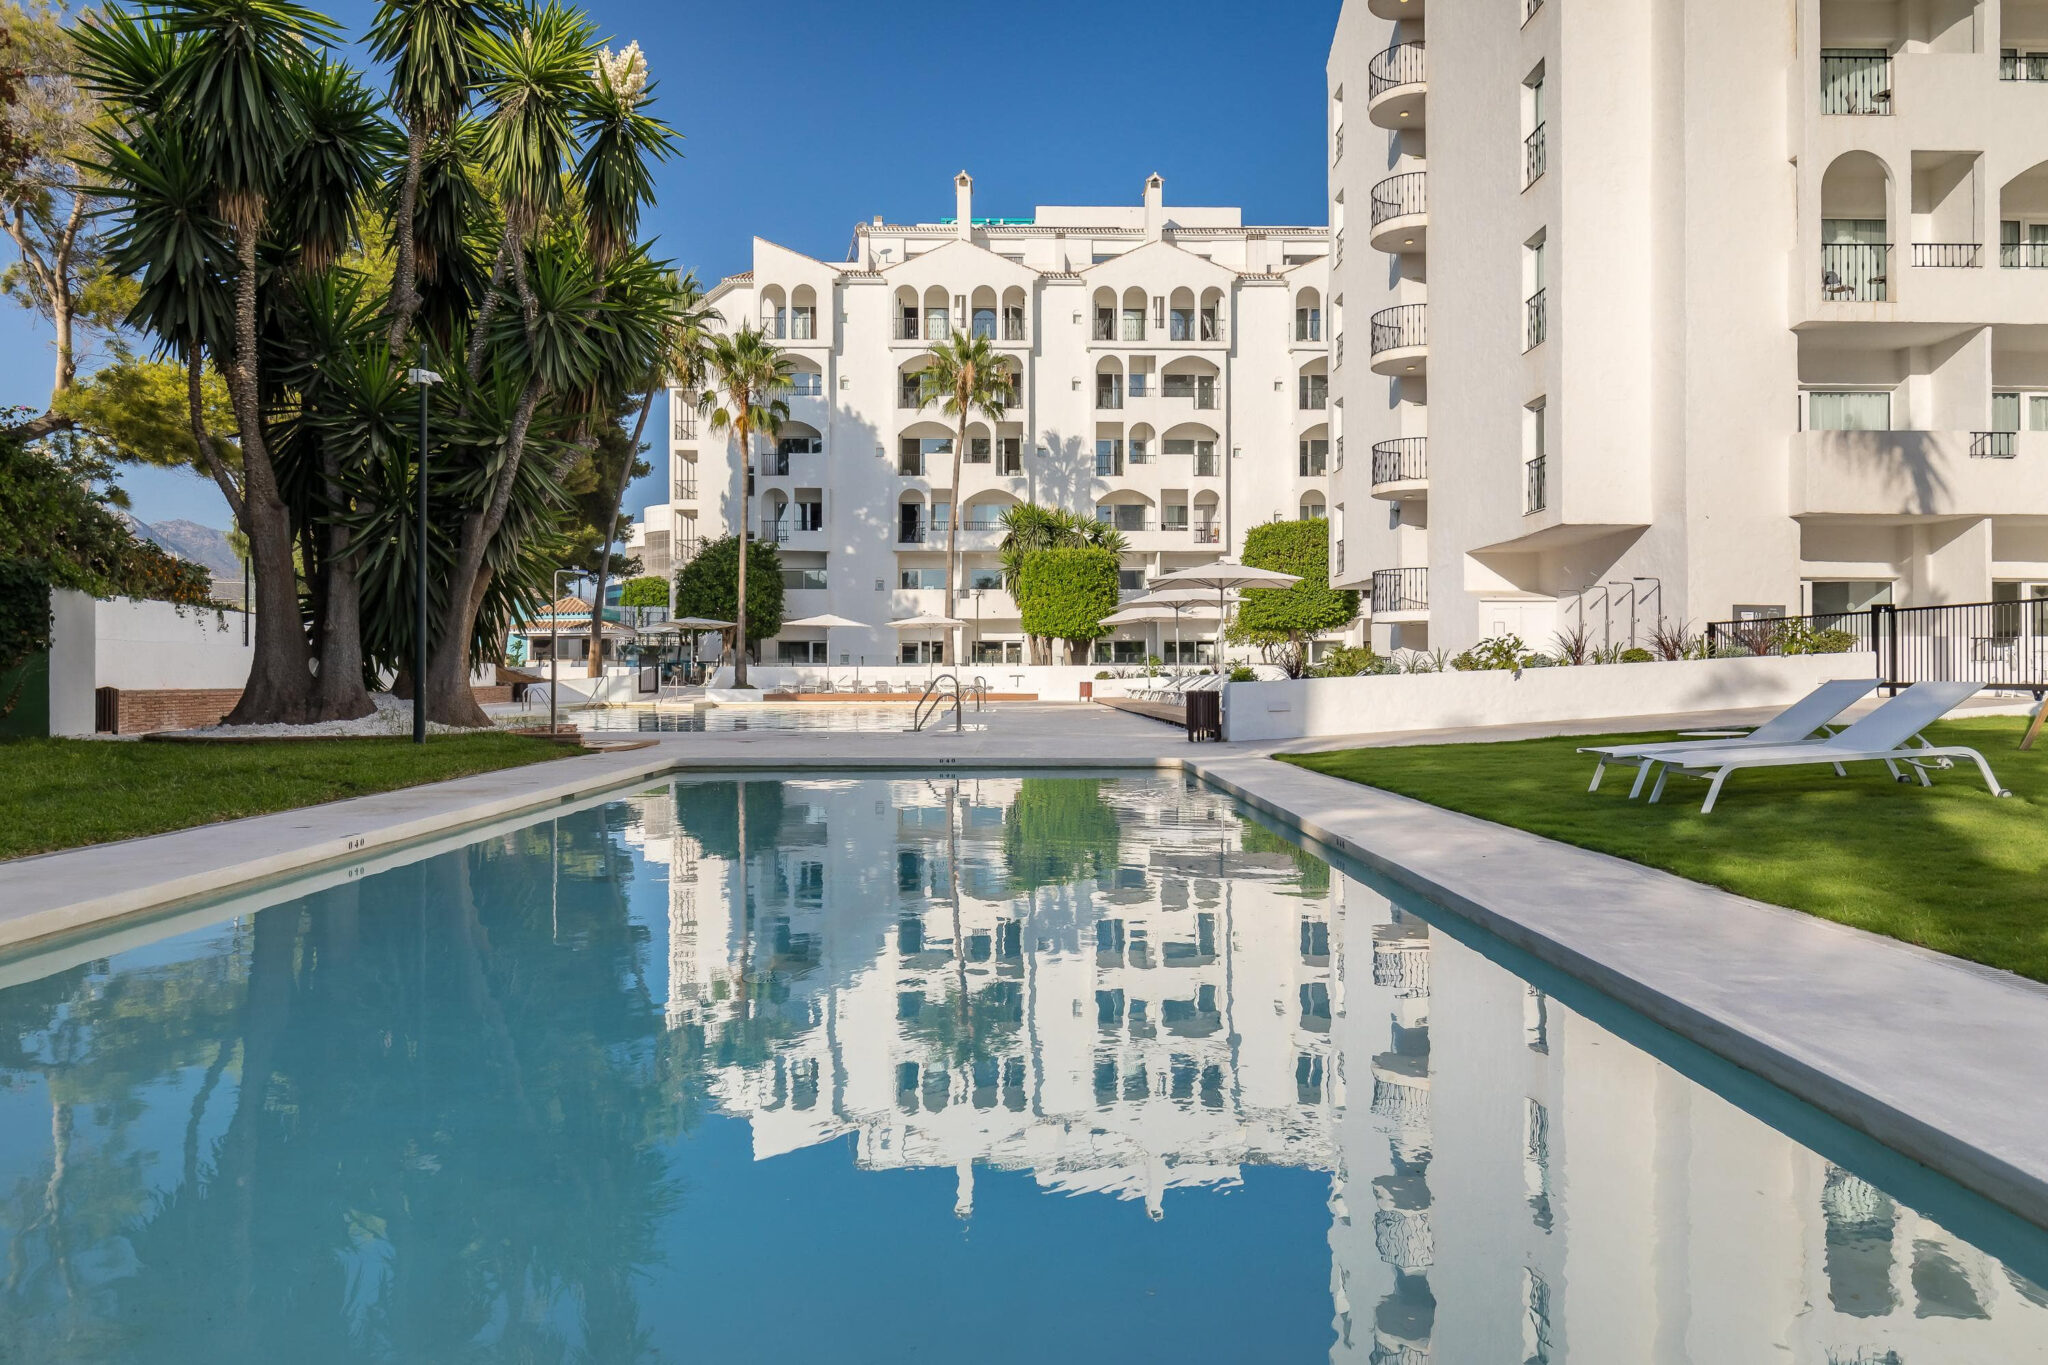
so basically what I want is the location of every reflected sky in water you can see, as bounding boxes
[0,773,2043,1364]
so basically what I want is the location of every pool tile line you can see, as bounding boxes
[1181,750,2048,1235]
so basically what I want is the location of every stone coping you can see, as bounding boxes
[5,708,2047,1234]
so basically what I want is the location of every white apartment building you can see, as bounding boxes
[628,174,1339,667]
[1328,0,2048,657]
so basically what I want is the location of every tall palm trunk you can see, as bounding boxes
[385,120,429,351]
[220,210,319,725]
[587,386,657,676]
[733,411,750,687]
[947,403,966,668]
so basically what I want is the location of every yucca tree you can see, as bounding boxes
[701,327,792,688]
[917,331,1012,667]
[367,0,506,351]
[576,40,676,275]
[586,272,716,674]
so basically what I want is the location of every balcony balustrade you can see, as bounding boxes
[1526,454,1548,513]
[1525,289,1547,350]
[1367,41,1426,100]
[1913,243,1981,268]
[1822,243,1890,301]
[2001,241,2048,268]
[1370,304,1428,374]
[1525,124,1546,186]
[1372,567,1428,615]
[1820,52,1891,115]
[1370,437,1427,488]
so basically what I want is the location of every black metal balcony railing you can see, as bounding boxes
[2001,53,2048,81]
[1333,122,1344,165]
[1821,243,1889,301]
[1526,455,1548,513]
[1372,567,1428,615]
[1913,242,1980,268]
[1194,524,1221,544]
[1370,172,1426,227]
[759,520,791,543]
[1368,41,1426,100]
[898,521,928,544]
[1525,289,1547,350]
[1525,123,1547,186]
[1971,431,2017,459]
[1820,53,1891,115]
[1524,0,1543,20]
[1296,318,1322,342]
[1371,437,1427,486]
[788,311,817,340]
[2002,241,2048,268]
[1370,303,1427,357]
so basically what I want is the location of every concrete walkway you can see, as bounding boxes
[5,698,2048,1230]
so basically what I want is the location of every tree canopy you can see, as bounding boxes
[1230,518,1358,678]
[616,574,667,608]
[673,534,782,645]
[1015,546,1119,655]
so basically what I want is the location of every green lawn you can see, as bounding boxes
[1280,716,2048,982]
[0,733,575,861]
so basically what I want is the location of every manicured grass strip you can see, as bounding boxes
[0,733,575,861]
[1280,717,2048,983]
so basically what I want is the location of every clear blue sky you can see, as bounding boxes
[4,0,1341,530]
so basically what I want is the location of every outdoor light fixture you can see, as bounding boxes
[406,366,443,744]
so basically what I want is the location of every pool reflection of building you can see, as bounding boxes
[629,776,2048,1364]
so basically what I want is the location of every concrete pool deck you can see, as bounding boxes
[4,698,2048,1233]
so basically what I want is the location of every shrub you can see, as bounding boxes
[1228,518,1360,679]
[1619,646,1656,663]
[1450,633,1535,672]
[617,575,670,608]
[1016,547,1120,656]
[1779,622,1858,655]
[1313,644,1386,677]
[1228,665,1257,682]
[1094,670,1111,680]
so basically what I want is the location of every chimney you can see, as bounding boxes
[954,171,974,240]
[1143,173,1164,241]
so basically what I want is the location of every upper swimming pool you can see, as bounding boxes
[0,773,2042,1363]
[574,704,948,733]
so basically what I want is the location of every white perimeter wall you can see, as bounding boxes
[47,592,258,736]
[1221,653,1882,743]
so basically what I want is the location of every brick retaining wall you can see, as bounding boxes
[97,685,513,734]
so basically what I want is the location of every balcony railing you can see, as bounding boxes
[1372,567,1428,615]
[1913,242,1980,268]
[895,317,951,341]
[2001,241,2048,268]
[1822,242,1890,301]
[676,537,701,563]
[754,316,786,339]
[1820,52,1891,114]
[1368,41,1426,99]
[2001,53,2048,81]
[1525,123,1546,186]
[1526,454,1548,513]
[1333,122,1344,165]
[1971,431,2017,459]
[1524,0,1543,19]
[1194,524,1221,544]
[1097,514,1156,532]
[672,477,697,501]
[759,520,791,543]
[1370,303,1427,357]
[1525,289,1547,350]
[1369,172,1426,227]
[898,522,928,545]
[671,406,698,440]
[1371,437,1427,486]
[1296,318,1322,342]
[1095,385,1124,410]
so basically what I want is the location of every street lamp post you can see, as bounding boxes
[548,568,576,736]
[407,365,443,744]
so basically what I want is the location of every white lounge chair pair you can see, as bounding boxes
[1580,679,2010,813]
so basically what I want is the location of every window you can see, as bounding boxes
[900,639,945,664]
[1296,305,1322,342]
[1096,372,1124,409]
[778,435,821,456]
[787,372,822,397]
[780,567,828,591]
[789,306,816,340]
[1299,439,1329,476]
[1162,502,1189,530]
[1525,238,1547,350]
[1121,306,1145,341]
[1118,568,1146,591]
[2004,219,2048,268]
[970,306,997,339]
[1805,390,1891,431]
[1524,67,1547,186]
[900,568,946,590]
[1810,580,1892,616]
[1170,307,1194,340]
[1092,638,1146,664]
[1821,48,1891,115]
[1095,439,1124,476]
[898,438,922,476]
[998,437,1023,474]
[777,640,827,663]
[966,437,992,464]
[899,372,924,408]
[1098,504,1148,531]
[1298,374,1328,409]
[967,567,1003,590]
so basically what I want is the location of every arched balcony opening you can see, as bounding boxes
[1294,287,1323,342]
[756,284,787,338]
[1091,286,1117,341]
[1095,490,1157,534]
[1198,287,1226,341]
[790,283,819,340]
[1128,421,1157,468]
[999,285,1027,341]
[1094,356,1126,411]
[1119,285,1148,342]
[969,285,1000,340]
[1998,158,2048,268]
[893,285,922,340]
[1821,150,1894,301]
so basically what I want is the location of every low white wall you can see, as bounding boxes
[94,597,252,690]
[1221,653,1883,743]
[47,590,98,737]
[701,663,1125,702]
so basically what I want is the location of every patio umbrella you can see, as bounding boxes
[655,615,734,680]
[888,613,968,678]
[1100,601,1220,665]
[783,613,867,684]
[1145,561,1303,673]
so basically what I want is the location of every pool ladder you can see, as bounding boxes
[911,674,989,732]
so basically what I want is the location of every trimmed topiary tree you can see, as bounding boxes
[674,535,784,649]
[1016,546,1120,664]
[1229,518,1360,678]
[617,575,670,609]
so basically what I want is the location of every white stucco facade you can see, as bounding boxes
[627,175,1341,668]
[1328,0,2048,657]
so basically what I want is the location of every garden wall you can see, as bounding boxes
[45,590,254,736]
[1220,653,1884,743]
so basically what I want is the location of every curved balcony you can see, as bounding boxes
[1369,303,1428,376]
[1370,437,1428,499]
[1371,567,1429,622]
[1369,172,1427,254]
[1367,42,1426,129]
[1367,0,1424,16]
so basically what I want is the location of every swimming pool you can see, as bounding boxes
[0,773,2042,1362]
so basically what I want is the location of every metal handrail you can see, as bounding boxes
[911,672,980,732]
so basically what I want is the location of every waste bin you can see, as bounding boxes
[1185,689,1222,741]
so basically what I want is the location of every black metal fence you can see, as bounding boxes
[1707,601,2048,693]
[1372,568,1429,615]
[1368,41,1426,99]
[1370,303,1428,358]
[1371,437,1427,486]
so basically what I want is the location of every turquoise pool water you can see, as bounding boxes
[576,704,942,733]
[1,774,2045,1363]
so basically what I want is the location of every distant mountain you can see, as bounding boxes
[123,514,241,577]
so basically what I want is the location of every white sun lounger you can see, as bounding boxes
[1581,677,1879,797]
[1644,680,2008,812]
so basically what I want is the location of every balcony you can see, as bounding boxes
[1524,123,1546,187]
[893,316,950,344]
[1368,172,1427,254]
[1821,243,1890,302]
[2002,53,2048,82]
[1367,42,1426,129]
[1370,437,1427,499]
[1193,523,1221,545]
[1366,0,1422,19]
[672,475,697,502]
[1791,429,2048,518]
[1369,303,1427,376]
[897,520,929,546]
[1525,455,1548,514]
[2002,241,2048,269]
[1161,374,1220,409]
[1913,243,1981,268]
[1371,567,1429,619]
[670,406,698,441]
[1525,289,1547,350]
[1820,52,1891,115]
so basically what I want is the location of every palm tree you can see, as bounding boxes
[367,0,503,352]
[996,505,1125,664]
[918,332,1012,667]
[586,273,717,675]
[701,327,792,687]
